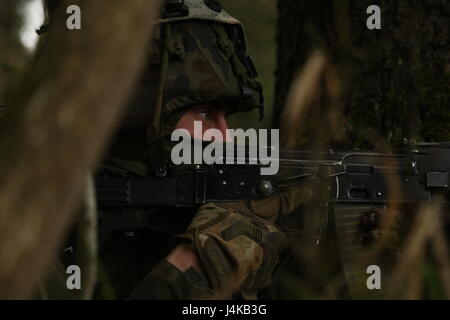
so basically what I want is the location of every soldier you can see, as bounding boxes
[95,0,313,300]
[35,0,312,300]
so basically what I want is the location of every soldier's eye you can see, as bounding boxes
[197,111,209,119]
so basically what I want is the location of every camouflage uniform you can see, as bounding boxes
[92,0,315,300]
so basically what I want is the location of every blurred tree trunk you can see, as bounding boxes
[274,0,449,149]
[0,0,161,299]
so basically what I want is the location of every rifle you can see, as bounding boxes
[96,142,449,209]
[95,141,449,297]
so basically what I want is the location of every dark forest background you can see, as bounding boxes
[0,0,448,299]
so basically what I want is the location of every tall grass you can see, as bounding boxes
[273,50,450,300]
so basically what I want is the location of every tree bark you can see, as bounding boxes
[275,0,449,149]
[0,0,161,299]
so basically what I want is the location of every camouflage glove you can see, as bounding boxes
[177,187,313,299]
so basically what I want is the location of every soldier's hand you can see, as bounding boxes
[176,186,313,299]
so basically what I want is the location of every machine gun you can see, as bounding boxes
[96,142,449,209]
[96,142,449,291]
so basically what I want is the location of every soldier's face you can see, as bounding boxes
[175,104,229,141]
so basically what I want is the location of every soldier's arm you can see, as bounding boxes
[129,187,312,300]
[166,243,203,273]
[129,243,218,300]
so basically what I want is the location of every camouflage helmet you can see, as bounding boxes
[108,0,264,175]
[153,0,265,125]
